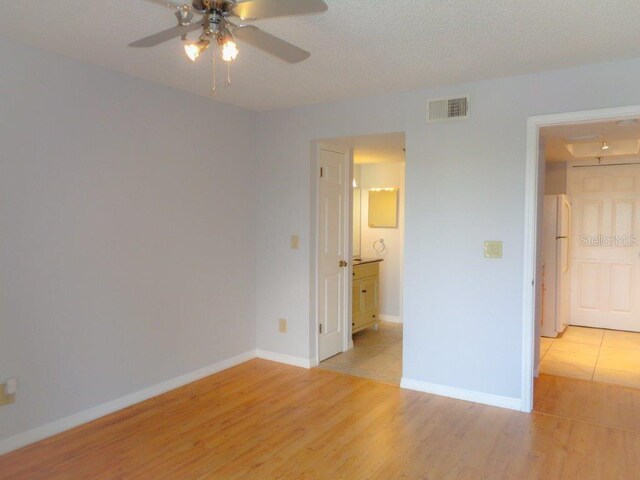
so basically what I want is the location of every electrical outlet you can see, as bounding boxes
[291,235,299,250]
[0,379,16,406]
[279,318,287,333]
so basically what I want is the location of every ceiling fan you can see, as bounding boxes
[130,0,328,65]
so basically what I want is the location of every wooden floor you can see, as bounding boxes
[1,360,640,479]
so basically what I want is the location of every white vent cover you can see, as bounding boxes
[427,96,470,123]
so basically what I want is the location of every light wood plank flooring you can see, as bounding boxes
[541,326,640,388]
[535,373,640,434]
[1,359,640,479]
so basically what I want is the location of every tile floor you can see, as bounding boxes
[540,325,640,388]
[316,321,402,385]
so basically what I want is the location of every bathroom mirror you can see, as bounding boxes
[353,187,361,258]
[368,188,399,228]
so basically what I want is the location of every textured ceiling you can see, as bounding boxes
[3,1,640,111]
[542,120,640,162]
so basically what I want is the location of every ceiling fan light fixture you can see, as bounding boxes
[175,7,194,26]
[218,28,239,62]
[222,40,239,62]
[184,39,210,62]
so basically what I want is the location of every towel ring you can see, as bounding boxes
[373,238,386,254]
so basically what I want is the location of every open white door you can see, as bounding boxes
[317,144,349,361]
[570,163,640,331]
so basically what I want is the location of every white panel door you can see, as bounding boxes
[569,164,640,331]
[318,145,349,361]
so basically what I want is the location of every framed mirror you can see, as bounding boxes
[368,188,399,228]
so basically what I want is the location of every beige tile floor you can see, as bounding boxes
[316,321,402,385]
[540,325,640,388]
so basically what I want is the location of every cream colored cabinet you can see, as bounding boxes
[352,261,380,333]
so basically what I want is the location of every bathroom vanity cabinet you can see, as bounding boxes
[352,259,382,333]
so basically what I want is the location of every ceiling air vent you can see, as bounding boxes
[427,96,470,123]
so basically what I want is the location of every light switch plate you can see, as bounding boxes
[0,383,15,406]
[484,241,503,259]
[291,235,299,250]
[279,318,287,333]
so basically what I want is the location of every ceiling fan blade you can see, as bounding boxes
[233,25,310,63]
[232,0,328,20]
[129,23,201,47]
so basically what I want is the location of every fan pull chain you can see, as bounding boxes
[211,54,217,95]
[227,60,231,87]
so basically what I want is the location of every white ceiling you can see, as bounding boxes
[3,1,640,111]
[321,133,405,164]
[542,120,640,162]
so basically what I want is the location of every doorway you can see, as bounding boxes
[313,133,405,385]
[523,105,640,412]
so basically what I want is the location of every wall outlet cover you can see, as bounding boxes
[484,241,503,259]
[291,235,299,250]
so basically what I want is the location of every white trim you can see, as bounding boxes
[378,314,402,324]
[0,350,256,456]
[401,377,522,411]
[256,350,316,369]
[310,142,320,367]
[522,104,640,414]
[566,157,640,168]
[347,149,355,350]
[398,161,405,325]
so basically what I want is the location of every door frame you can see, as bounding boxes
[311,142,353,366]
[521,104,640,412]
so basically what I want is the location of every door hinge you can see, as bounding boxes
[319,323,323,334]
[320,167,324,178]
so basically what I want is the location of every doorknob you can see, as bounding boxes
[339,260,348,267]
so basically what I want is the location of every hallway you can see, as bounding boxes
[541,326,640,388]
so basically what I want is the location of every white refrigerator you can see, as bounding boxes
[541,194,571,338]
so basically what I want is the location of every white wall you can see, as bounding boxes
[0,38,257,442]
[359,163,404,321]
[255,57,640,401]
[545,162,568,194]
[352,164,362,258]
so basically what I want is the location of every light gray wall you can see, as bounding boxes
[255,57,640,400]
[0,39,257,441]
[545,162,568,194]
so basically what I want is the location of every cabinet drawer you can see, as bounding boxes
[352,312,377,333]
[356,311,377,325]
[353,262,379,280]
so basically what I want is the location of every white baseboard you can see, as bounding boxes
[378,314,402,324]
[256,349,315,369]
[0,350,256,456]
[400,377,522,411]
